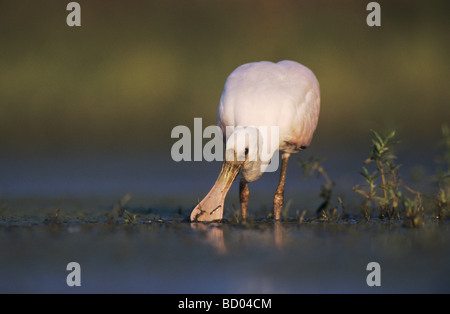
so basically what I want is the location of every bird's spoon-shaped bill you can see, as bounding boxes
[190,160,243,222]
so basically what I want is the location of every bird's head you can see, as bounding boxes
[225,126,261,164]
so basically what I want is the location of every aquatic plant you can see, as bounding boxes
[298,156,339,222]
[352,130,425,223]
[435,124,449,220]
[123,210,138,224]
[109,193,133,224]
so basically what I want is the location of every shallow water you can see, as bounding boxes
[0,152,448,293]
[1,212,449,293]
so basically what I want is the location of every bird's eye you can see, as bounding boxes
[245,148,249,155]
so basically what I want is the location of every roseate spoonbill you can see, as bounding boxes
[190,60,320,222]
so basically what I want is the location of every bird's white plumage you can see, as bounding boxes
[217,60,320,182]
[217,60,320,152]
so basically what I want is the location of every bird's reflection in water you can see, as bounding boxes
[190,223,227,255]
[191,221,285,254]
[274,221,284,250]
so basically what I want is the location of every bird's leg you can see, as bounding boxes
[239,178,249,220]
[273,153,290,220]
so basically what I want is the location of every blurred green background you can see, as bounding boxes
[1,0,449,156]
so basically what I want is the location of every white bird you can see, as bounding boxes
[190,60,320,222]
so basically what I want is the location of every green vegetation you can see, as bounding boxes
[352,130,426,225]
[298,156,337,221]
[353,130,409,221]
[297,127,449,227]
